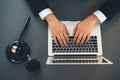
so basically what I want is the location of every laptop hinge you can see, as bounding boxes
[54,54,97,58]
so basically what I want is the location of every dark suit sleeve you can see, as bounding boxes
[26,0,49,16]
[99,0,120,21]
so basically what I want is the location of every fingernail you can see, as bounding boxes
[62,45,64,47]
[76,43,78,45]
[65,45,67,46]
[80,43,83,45]
[66,44,68,46]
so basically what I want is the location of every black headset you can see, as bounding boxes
[6,16,40,72]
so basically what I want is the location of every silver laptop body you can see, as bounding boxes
[46,21,113,65]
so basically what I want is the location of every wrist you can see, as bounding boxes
[90,14,100,25]
[45,13,58,23]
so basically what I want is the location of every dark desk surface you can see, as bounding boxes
[0,0,120,80]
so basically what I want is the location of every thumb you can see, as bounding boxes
[64,26,70,35]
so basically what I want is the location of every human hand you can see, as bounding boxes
[45,14,69,47]
[73,14,100,45]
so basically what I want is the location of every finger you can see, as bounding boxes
[85,34,91,43]
[64,26,70,35]
[59,32,68,47]
[52,36,53,38]
[73,31,79,43]
[73,26,77,35]
[56,34,64,47]
[63,32,69,45]
[80,33,87,44]
[53,35,58,46]
[63,29,69,43]
[76,33,83,44]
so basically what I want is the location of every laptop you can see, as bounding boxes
[46,21,113,65]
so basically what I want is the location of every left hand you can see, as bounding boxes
[73,14,100,45]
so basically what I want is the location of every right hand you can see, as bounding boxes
[45,14,69,47]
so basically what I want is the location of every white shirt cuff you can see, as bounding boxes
[39,8,53,20]
[93,10,107,23]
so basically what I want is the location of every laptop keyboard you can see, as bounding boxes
[52,36,98,53]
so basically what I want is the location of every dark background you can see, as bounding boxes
[0,0,120,80]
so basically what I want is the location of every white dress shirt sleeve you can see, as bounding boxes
[93,10,107,23]
[39,8,53,20]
